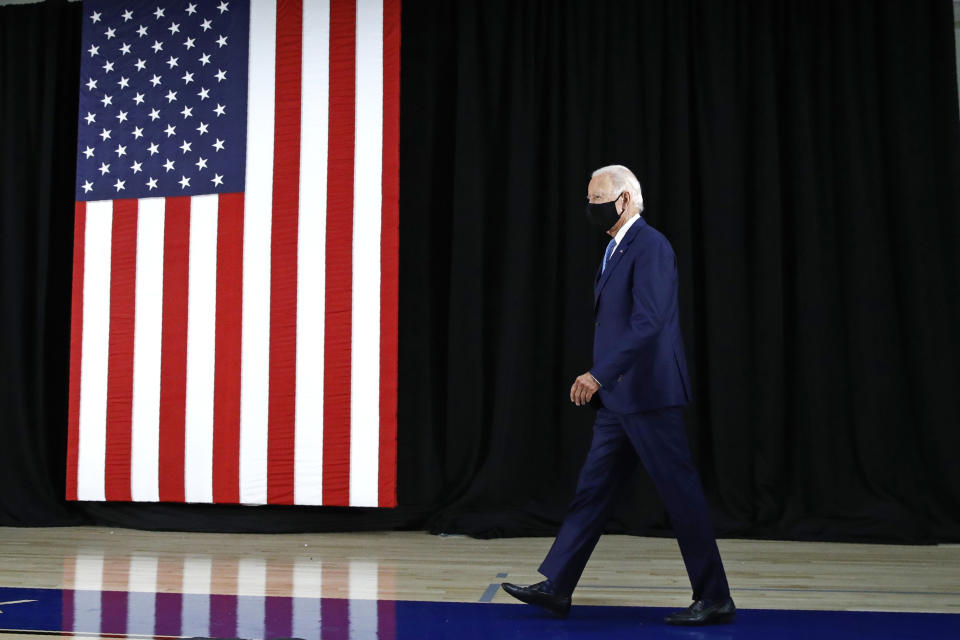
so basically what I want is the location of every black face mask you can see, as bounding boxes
[585,193,623,231]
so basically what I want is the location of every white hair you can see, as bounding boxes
[591,164,644,213]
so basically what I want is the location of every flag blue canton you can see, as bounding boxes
[75,0,250,201]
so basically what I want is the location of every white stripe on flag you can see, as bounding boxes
[350,0,385,508]
[130,197,165,502]
[294,0,331,506]
[240,0,278,505]
[77,200,113,502]
[184,195,219,503]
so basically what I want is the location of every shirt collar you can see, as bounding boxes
[613,212,641,246]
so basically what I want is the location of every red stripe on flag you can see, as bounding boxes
[323,0,358,506]
[379,0,402,507]
[103,199,138,501]
[213,193,245,503]
[158,196,191,502]
[267,0,304,505]
[67,201,86,501]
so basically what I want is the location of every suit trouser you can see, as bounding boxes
[538,406,730,601]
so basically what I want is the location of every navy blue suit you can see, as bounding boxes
[539,216,730,602]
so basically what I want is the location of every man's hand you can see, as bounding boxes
[570,372,600,406]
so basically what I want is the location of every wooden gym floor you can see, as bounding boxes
[0,527,957,638]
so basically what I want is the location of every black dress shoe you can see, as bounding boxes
[664,597,736,625]
[501,580,571,617]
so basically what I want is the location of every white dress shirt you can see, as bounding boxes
[613,212,641,249]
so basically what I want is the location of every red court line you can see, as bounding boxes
[213,193,245,503]
[103,199,138,502]
[322,0,358,506]
[378,0,402,508]
[66,201,86,501]
[267,0,304,505]
[158,197,191,502]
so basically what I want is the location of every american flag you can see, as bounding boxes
[66,0,400,507]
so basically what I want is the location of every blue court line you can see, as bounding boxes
[480,583,501,602]
[1,586,957,639]
[583,584,960,597]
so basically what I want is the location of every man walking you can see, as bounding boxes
[502,165,734,625]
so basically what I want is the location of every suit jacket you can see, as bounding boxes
[589,216,692,414]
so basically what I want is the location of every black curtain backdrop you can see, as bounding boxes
[1,0,958,543]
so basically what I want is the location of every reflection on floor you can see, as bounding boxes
[1,585,959,640]
[1,528,958,639]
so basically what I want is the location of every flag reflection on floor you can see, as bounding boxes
[59,549,396,639]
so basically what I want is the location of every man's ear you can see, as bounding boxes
[620,191,630,213]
